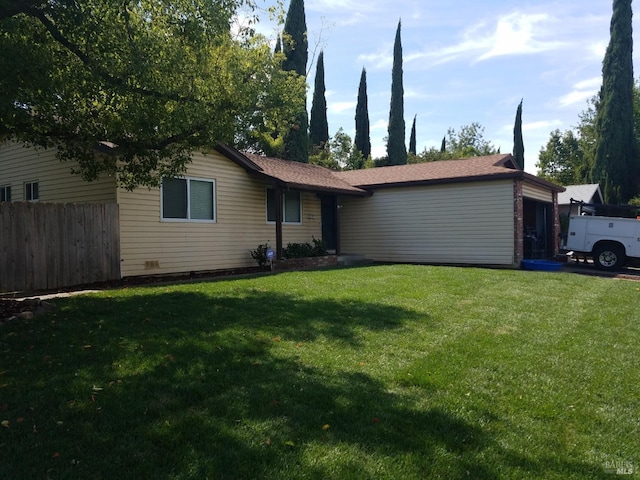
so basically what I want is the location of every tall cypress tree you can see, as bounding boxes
[309,50,329,150]
[513,99,525,170]
[409,115,417,155]
[274,33,282,55]
[592,0,638,202]
[440,136,446,153]
[282,0,309,163]
[354,68,371,160]
[386,20,407,165]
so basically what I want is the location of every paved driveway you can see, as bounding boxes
[561,260,640,281]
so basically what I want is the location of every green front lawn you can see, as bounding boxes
[1,265,639,479]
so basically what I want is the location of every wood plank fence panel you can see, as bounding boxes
[0,202,120,293]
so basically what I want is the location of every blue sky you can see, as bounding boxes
[249,1,638,173]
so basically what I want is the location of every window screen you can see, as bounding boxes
[161,177,215,221]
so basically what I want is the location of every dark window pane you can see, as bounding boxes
[266,188,276,222]
[284,191,301,223]
[162,178,187,218]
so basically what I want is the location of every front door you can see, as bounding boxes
[321,195,338,252]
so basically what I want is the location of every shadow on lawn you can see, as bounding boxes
[1,289,612,479]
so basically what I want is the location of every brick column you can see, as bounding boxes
[514,179,524,265]
[552,191,560,257]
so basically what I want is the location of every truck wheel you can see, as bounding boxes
[593,244,626,271]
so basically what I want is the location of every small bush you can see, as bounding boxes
[284,237,328,259]
[311,237,328,256]
[284,242,314,259]
[250,241,271,267]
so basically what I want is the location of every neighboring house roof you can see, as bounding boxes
[557,184,603,205]
[334,154,564,192]
[215,143,370,197]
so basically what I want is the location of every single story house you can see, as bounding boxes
[557,183,603,217]
[0,141,563,280]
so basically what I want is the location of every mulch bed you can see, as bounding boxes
[0,299,25,320]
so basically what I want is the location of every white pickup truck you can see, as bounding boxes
[564,201,640,270]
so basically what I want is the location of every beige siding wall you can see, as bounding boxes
[0,142,117,203]
[118,151,321,277]
[340,180,516,266]
[522,181,552,202]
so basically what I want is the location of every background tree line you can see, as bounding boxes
[537,83,640,203]
[3,0,638,204]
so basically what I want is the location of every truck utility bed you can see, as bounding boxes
[564,200,640,270]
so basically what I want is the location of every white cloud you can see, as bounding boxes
[522,120,563,132]
[407,11,565,66]
[330,101,357,114]
[405,88,423,99]
[306,0,379,14]
[590,41,608,60]
[558,77,601,107]
[370,119,388,131]
[371,144,386,159]
[478,12,563,61]
[357,48,393,70]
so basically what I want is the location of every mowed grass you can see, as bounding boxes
[1,265,639,479]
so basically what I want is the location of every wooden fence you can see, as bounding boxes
[0,202,120,293]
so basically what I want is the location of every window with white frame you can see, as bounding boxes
[266,189,302,224]
[0,185,10,202]
[161,177,216,221]
[25,181,39,201]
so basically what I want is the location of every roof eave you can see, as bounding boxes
[283,182,372,197]
[214,143,263,172]
[521,172,566,192]
[350,172,523,190]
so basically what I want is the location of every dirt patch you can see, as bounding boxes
[0,299,24,319]
[0,298,56,324]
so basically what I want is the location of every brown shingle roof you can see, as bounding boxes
[215,144,369,196]
[334,154,521,187]
[215,145,563,195]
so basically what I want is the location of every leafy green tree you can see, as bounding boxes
[409,115,417,155]
[354,68,371,160]
[408,147,447,163]
[386,20,407,165]
[446,123,498,157]
[536,130,588,185]
[309,50,329,150]
[0,0,304,188]
[281,0,309,163]
[538,80,640,189]
[592,0,638,202]
[330,129,356,169]
[408,123,499,164]
[308,128,367,170]
[513,99,525,170]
